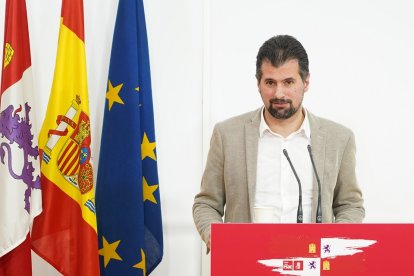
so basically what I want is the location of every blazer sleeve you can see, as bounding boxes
[333,131,365,222]
[192,124,226,246]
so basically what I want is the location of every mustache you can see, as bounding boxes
[269,98,292,104]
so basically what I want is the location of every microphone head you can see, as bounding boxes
[316,215,322,223]
[307,144,312,152]
[282,149,288,157]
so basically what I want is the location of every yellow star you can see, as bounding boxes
[98,236,123,267]
[133,249,146,275]
[135,86,140,92]
[141,132,156,161]
[106,80,124,111]
[143,177,158,204]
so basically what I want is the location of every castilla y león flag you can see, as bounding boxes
[0,0,41,275]
[30,0,100,275]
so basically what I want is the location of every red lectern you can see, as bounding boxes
[211,223,414,276]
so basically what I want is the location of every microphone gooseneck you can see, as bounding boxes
[282,149,303,223]
[307,145,322,223]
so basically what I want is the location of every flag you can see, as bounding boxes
[95,0,163,275]
[0,0,41,275]
[30,0,100,275]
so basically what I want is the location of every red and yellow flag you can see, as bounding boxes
[31,0,99,275]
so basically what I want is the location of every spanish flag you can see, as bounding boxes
[31,0,100,275]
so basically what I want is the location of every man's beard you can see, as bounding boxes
[266,98,300,119]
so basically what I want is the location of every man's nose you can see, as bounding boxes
[274,85,285,98]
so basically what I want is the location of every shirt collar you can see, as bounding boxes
[259,106,311,139]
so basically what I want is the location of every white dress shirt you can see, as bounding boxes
[254,107,313,223]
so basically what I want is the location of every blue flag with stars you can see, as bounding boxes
[96,0,163,275]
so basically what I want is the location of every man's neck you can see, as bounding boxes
[264,107,305,138]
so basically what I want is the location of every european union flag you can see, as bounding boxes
[96,0,163,275]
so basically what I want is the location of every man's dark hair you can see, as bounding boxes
[255,35,309,82]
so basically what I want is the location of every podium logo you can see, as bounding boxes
[259,238,377,275]
[283,260,303,271]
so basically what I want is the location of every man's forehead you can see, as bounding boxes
[261,60,301,77]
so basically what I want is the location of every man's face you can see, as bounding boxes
[258,59,309,120]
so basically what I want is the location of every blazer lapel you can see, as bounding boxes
[245,109,261,221]
[309,112,326,222]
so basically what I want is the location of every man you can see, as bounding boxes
[193,35,365,251]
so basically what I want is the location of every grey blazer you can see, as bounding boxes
[193,108,365,245]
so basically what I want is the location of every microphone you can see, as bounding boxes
[307,145,322,223]
[282,149,303,223]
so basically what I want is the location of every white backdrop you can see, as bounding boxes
[0,0,413,275]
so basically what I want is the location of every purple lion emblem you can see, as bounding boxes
[0,103,41,213]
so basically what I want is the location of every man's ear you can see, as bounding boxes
[303,73,310,92]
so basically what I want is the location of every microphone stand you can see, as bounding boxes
[283,149,303,223]
[307,145,322,223]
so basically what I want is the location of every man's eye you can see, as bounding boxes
[266,81,274,86]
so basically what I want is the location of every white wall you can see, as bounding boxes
[1,0,413,275]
